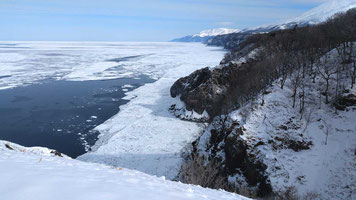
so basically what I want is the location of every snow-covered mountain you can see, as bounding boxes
[171,28,240,42]
[192,28,240,37]
[286,0,356,25]
[207,0,356,48]
[238,0,356,33]
[0,140,250,200]
[179,0,356,45]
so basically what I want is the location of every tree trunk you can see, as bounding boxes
[335,65,340,100]
[352,61,356,89]
[292,88,297,108]
[325,79,329,104]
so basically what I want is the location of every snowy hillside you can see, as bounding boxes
[0,140,250,200]
[242,0,356,33]
[173,11,356,198]
[189,82,356,199]
[171,28,239,42]
[285,0,356,25]
[230,84,356,199]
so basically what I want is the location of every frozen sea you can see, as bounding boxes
[0,41,225,162]
[0,41,219,89]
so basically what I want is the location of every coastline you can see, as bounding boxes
[78,43,226,179]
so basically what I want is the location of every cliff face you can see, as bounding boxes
[170,59,264,118]
[179,116,274,197]
[170,42,274,119]
[170,66,232,117]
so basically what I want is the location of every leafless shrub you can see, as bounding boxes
[179,152,229,190]
[237,185,258,198]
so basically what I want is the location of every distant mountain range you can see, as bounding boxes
[172,0,356,43]
[171,28,239,42]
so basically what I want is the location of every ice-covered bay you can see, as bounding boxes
[75,42,225,179]
[0,41,224,89]
[0,41,226,179]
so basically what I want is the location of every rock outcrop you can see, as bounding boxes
[170,66,230,116]
[179,116,273,197]
[170,55,267,118]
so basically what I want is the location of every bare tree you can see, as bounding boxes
[290,66,302,108]
[316,55,337,104]
[336,42,353,95]
[276,53,291,89]
[299,80,306,118]
[351,44,356,88]
[179,152,228,189]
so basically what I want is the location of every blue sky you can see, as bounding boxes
[0,0,328,41]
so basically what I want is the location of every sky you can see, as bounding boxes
[0,0,329,41]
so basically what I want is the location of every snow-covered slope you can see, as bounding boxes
[192,79,356,199]
[0,140,249,200]
[237,86,356,199]
[286,0,356,25]
[171,28,240,42]
[243,0,356,33]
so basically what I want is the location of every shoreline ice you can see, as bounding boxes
[77,42,225,179]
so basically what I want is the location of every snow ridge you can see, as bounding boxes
[171,28,240,42]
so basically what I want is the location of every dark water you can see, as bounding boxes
[0,76,154,158]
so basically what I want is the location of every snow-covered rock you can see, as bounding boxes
[0,140,250,200]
